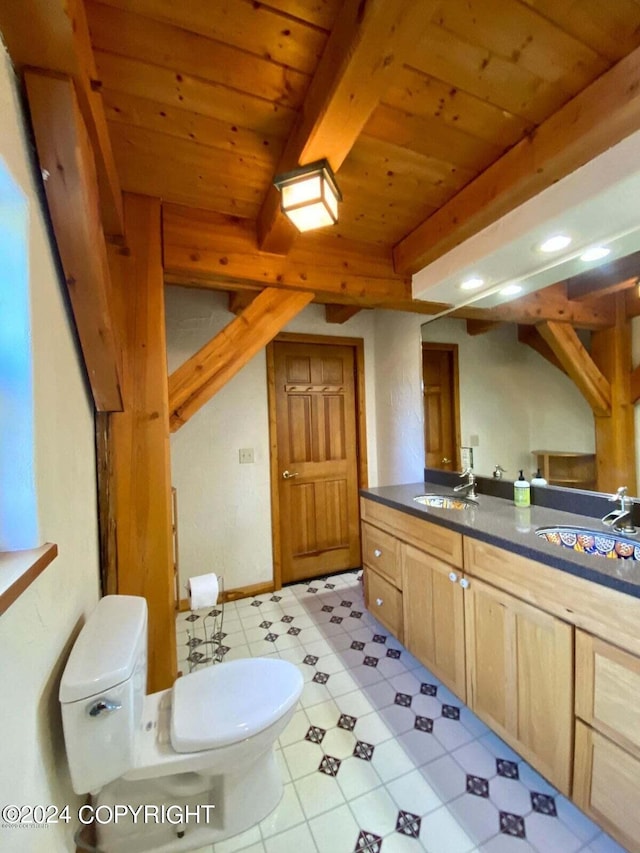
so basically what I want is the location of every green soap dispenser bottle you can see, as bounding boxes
[514,470,531,507]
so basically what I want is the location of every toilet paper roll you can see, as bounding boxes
[188,573,219,610]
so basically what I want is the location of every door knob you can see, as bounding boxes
[448,571,458,582]
[442,457,451,464]
[282,470,300,479]
[374,549,382,557]
[375,598,383,606]
[459,578,470,589]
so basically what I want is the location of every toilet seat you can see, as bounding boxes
[171,657,303,753]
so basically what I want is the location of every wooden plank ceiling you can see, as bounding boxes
[80,0,640,314]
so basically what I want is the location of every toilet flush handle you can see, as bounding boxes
[87,698,122,717]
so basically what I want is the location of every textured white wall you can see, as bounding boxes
[166,287,377,593]
[0,43,100,853]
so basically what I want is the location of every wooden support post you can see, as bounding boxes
[169,288,313,431]
[228,290,257,315]
[591,295,637,494]
[108,194,176,692]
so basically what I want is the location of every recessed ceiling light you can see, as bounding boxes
[580,246,611,262]
[539,234,572,253]
[500,284,523,296]
[460,277,485,291]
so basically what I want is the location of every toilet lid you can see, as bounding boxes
[171,657,303,753]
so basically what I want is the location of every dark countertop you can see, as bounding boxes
[361,482,640,600]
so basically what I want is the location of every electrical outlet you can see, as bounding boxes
[238,448,254,464]
[460,446,473,469]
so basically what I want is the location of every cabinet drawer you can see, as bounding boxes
[361,498,462,568]
[362,522,400,588]
[574,721,640,853]
[576,630,640,757]
[365,568,403,641]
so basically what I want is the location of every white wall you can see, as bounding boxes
[0,42,101,853]
[166,287,377,593]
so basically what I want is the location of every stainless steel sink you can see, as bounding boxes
[535,526,640,561]
[413,494,478,510]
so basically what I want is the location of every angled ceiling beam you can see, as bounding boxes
[163,204,412,306]
[517,325,567,375]
[451,284,614,330]
[466,320,503,336]
[537,321,611,416]
[169,288,313,431]
[0,0,124,238]
[565,250,640,300]
[394,45,640,275]
[227,290,257,316]
[257,0,436,254]
[325,305,363,324]
[25,69,122,411]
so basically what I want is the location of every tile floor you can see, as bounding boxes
[176,571,628,853]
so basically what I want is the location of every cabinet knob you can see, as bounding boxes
[375,598,383,606]
[373,549,382,557]
[459,578,470,589]
[448,571,458,583]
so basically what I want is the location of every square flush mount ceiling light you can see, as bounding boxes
[273,159,341,232]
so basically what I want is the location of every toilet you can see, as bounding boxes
[59,595,303,853]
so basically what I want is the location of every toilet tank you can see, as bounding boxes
[59,596,148,794]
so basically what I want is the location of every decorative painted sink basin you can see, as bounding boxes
[413,494,477,510]
[535,526,640,561]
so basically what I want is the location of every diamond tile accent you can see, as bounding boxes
[354,830,383,852]
[322,605,334,613]
[325,583,335,589]
[185,614,200,622]
[186,637,203,648]
[466,774,490,798]
[341,600,353,608]
[281,615,294,623]
[363,656,378,667]
[313,671,330,684]
[394,692,412,708]
[305,726,326,744]
[330,615,343,624]
[318,755,341,777]
[303,655,319,666]
[259,621,272,629]
[187,651,206,663]
[386,648,401,659]
[350,611,363,619]
[288,626,301,636]
[420,683,438,696]
[212,631,227,641]
[208,608,222,617]
[270,595,282,602]
[372,634,387,644]
[353,741,375,761]
[442,704,460,720]
[214,646,230,661]
[351,641,365,651]
[250,600,263,607]
[337,714,357,731]
[531,792,557,816]
[414,715,434,733]
[396,810,421,838]
[499,811,526,839]
[307,587,318,594]
[496,759,519,780]
[264,633,278,642]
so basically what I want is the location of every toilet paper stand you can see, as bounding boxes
[184,575,226,672]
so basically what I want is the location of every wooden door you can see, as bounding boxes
[401,542,466,701]
[272,340,361,584]
[464,576,574,794]
[422,344,459,471]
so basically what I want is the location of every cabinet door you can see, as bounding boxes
[361,522,400,587]
[464,576,573,794]
[401,543,466,702]
[574,721,640,853]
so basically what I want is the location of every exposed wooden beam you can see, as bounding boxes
[169,288,313,431]
[163,204,412,306]
[451,284,614,330]
[228,290,257,316]
[108,194,176,692]
[325,304,363,324]
[537,321,611,417]
[517,325,567,375]
[1,0,124,237]
[591,294,636,493]
[24,69,123,411]
[394,45,640,275]
[466,320,503,336]
[566,251,640,300]
[257,0,435,254]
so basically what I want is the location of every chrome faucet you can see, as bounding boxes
[601,486,637,535]
[454,467,477,499]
